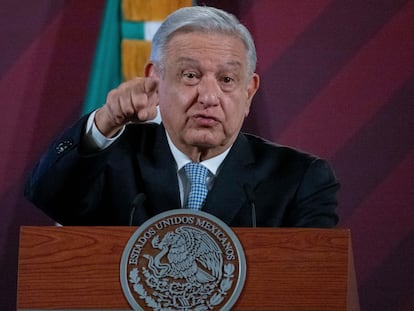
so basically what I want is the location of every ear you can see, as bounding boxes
[244,73,260,117]
[144,62,160,78]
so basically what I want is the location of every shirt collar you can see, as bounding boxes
[165,130,230,175]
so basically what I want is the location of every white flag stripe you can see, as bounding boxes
[144,21,162,41]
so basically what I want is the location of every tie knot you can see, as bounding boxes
[184,162,209,184]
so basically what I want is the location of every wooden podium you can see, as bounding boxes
[17,226,359,310]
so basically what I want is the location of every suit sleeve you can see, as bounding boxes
[24,114,113,224]
[285,158,340,228]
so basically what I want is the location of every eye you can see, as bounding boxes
[183,72,196,79]
[181,71,200,85]
[220,75,237,91]
[222,76,234,83]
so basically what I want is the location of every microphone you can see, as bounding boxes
[129,193,146,226]
[243,184,256,228]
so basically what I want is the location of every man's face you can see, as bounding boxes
[153,32,259,161]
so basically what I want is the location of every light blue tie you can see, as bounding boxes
[184,162,209,210]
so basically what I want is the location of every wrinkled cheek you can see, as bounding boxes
[221,119,238,137]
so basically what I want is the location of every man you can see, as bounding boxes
[25,6,340,227]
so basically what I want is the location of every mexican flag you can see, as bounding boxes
[82,0,194,116]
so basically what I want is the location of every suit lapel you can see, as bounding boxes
[203,134,256,225]
[137,125,181,215]
[136,128,257,225]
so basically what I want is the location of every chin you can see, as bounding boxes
[184,128,228,148]
[187,135,220,148]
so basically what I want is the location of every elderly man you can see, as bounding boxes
[25,6,339,227]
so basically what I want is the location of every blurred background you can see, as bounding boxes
[1,0,413,309]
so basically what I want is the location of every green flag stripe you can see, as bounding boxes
[121,20,145,40]
[82,0,122,115]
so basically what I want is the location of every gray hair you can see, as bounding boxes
[150,6,257,74]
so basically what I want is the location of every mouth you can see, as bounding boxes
[192,114,219,127]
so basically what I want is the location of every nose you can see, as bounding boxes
[197,76,220,107]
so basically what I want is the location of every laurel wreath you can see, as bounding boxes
[207,263,234,309]
[129,263,235,310]
[129,268,161,309]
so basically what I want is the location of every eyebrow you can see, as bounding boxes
[176,57,243,71]
[176,57,199,67]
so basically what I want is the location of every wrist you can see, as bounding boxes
[95,108,123,138]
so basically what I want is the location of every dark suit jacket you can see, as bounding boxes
[25,115,340,227]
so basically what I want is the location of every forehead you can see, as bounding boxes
[164,32,248,68]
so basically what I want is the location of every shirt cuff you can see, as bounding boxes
[84,110,125,150]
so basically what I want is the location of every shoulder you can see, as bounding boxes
[238,132,338,183]
[241,132,320,165]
